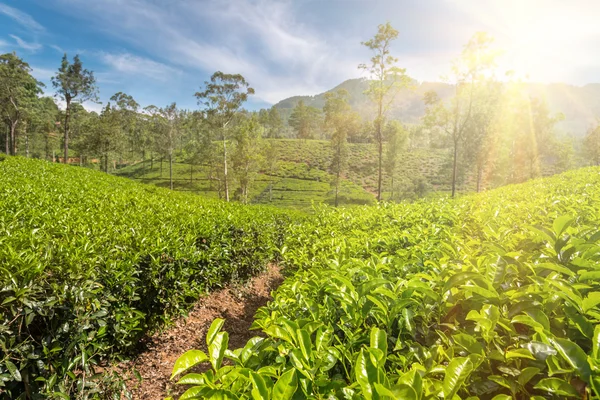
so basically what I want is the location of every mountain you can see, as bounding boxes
[273,79,600,137]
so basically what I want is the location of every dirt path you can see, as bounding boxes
[120,265,283,399]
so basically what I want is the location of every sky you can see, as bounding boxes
[0,0,599,112]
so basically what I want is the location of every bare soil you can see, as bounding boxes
[119,265,283,399]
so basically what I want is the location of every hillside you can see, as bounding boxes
[0,155,294,398]
[116,139,456,209]
[170,165,600,399]
[3,154,600,398]
[274,78,600,136]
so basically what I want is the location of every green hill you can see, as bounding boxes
[115,139,455,208]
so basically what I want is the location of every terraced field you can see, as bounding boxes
[115,139,451,208]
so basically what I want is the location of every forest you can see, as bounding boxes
[3,26,599,208]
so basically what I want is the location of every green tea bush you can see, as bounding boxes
[171,167,600,399]
[0,156,295,398]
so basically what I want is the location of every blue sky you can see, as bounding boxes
[1,0,599,112]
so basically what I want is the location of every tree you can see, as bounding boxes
[257,107,283,138]
[462,80,502,192]
[231,114,264,203]
[0,52,43,155]
[144,103,180,189]
[288,100,321,140]
[52,54,98,164]
[195,72,254,202]
[584,124,600,166]
[110,92,140,160]
[359,22,411,201]
[267,107,284,138]
[423,32,497,197]
[27,96,60,160]
[324,89,358,207]
[263,141,279,202]
[161,103,180,190]
[180,110,205,184]
[384,120,408,200]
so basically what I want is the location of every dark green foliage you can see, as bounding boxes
[0,156,293,398]
[171,166,600,399]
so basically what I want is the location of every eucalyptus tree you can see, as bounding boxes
[0,52,44,155]
[145,103,180,189]
[110,92,140,160]
[288,100,321,140]
[52,54,98,163]
[162,103,180,190]
[231,114,264,203]
[384,120,408,200]
[462,80,502,192]
[27,96,59,159]
[423,32,498,197]
[323,89,358,207]
[195,72,254,202]
[584,124,600,166]
[359,22,411,201]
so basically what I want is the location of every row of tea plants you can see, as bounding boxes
[171,166,600,399]
[0,156,296,398]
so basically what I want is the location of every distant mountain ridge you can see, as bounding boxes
[273,79,600,137]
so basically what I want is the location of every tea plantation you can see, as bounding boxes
[2,155,600,399]
[0,156,295,398]
[170,166,600,399]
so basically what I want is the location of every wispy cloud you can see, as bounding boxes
[100,52,179,81]
[50,44,65,53]
[9,34,42,52]
[0,3,45,32]
[31,65,55,81]
[50,0,363,104]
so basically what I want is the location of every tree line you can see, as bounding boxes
[2,23,599,205]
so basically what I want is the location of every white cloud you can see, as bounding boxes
[50,0,364,104]
[50,94,104,113]
[9,34,42,52]
[50,44,65,53]
[100,52,180,81]
[0,3,45,32]
[31,65,55,81]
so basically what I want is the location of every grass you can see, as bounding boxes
[115,139,454,208]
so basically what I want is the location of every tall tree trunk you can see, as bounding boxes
[160,157,163,177]
[5,125,9,155]
[476,165,482,193]
[376,118,382,202]
[390,175,394,201]
[190,161,193,183]
[335,171,340,208]
[335,144,341,207]
[63,99,71,164]
[25,125,29,158]
[223,137,229,202]
[10,120,17,156]
[169,150,173,190]
[451,140,458,198]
